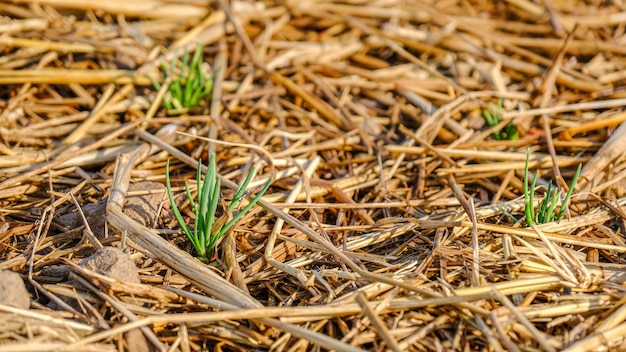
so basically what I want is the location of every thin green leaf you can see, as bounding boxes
[545,190,559,223]
[524,149,534,226]
[184,181,197,214]
[148,74,162,90]
[498,205,520,223]
[205,176,220,250]
[529,169,538,225]
[504,124,519,141]
[556,163,582,221]
[197,158,215,248]
[192,43,203,70]
[229,167,256,214]
[165,161,200,252]
[218,178,272,238]
[181,48,190,76]
[538,182,553,223]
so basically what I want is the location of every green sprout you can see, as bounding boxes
[523,149,581,226]
[151,43,215,112]
[165,154,271,262]
[482,99,519,141]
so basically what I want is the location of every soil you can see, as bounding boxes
[0,270,30,309]
[80,247,140,284]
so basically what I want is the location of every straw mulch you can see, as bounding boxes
[2,0,626,351]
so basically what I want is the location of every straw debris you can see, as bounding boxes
[1,1,626,351]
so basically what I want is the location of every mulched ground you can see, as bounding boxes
[2,1,626,351]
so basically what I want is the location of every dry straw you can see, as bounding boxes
[1,0,626,351]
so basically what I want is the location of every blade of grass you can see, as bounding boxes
[524,149,534,226]
[218,178,272,238]
[557,163,582,221]
[165,161,197,250]
[228,166,257,214]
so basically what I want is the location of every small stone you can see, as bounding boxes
[0,270,30,309]
[80,247,140,283]
[124,181,167,227]
[55,201,107,239]
[124,328,152,352]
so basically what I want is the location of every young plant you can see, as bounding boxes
[523,149,582,226]
[482,99,519,141]
[165,154,271,262]
[151,43,215,112]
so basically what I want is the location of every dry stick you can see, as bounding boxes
[561,322,626,352]
[223,228,248,294]
[0,36,104,53]
[502,98,626,120]
[437,158,585,174]
[136,129,490,315]
[0,120,143,191]
[561,111,626,140]
[515,234,576,285]
[406,130,458,167]
[343,15,467,97]
[491,286,558,352]
[531,223,581,283]
[293,61,360,132]
[264,157,321,292]
[493,169,515,204]
[179,323,191,352]
[0,69,155,85]
[70,273,166,352]
[0,303,95,332]
[269,71,346,129]
[19,273,565,333]
[176,132,275,176]
[597,296,626,332]
[258,196,491,317]
[489,310,522,352]
[217,0,266,71]
[355,293,402,352]
[396,315,450,350]
[207,38,228,154]
[475,315,505,352]
[453,32,608,92]
[578,121,626,191]
[418,95,471,144]
[469,221,626,252]
[29,278,88,320]
[107,145,365,352]
[170,10,225,50]
[536,25,578,190]
[26,205,54,282]
[69,194,104,251]
[446,171,472,218]
[25,179,91,281]
[140,76,172,129]
[65,83,111,144]
[313,179,375,225]
[469,198,480,287]
[9,0,208,19]
[384,146,577,163]
[66,301,372,352]
[0,49,56,123]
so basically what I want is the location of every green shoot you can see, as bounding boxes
[482,99,519,141]
[497,205,520,224]
[165,154,271,262]
[523,149,582,226]
[150,43,215,112]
